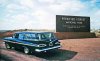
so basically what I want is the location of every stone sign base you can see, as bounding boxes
[55,32,96,40]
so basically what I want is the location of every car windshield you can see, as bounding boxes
[38,33,55,40]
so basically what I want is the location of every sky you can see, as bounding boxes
[0,0,100,30]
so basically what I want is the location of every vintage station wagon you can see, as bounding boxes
[4,32,61,54]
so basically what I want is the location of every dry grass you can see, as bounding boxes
[95,32,100,37]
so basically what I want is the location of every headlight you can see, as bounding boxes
[55,42,60,44]
[36,44,46,47]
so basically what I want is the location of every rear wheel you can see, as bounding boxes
[5,43,12,49]
[23,47,30,54]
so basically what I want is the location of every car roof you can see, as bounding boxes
[15,31,53,34]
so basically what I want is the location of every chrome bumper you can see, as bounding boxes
[35,45,61,52]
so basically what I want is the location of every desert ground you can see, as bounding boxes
[0,38,100,61]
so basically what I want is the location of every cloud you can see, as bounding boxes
[95,10,100,17]
[17,0,35,8]
[0,0,100,30]
[90,9,100,29]
[48,0,85,13]
[0,0,7,4]
[38,0,55,4]
[0,14,40,30]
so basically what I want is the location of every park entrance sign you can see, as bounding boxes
[56,15,90,32]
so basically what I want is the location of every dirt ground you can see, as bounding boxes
[0,38,100,61]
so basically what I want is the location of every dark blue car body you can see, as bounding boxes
[4,32,61,53]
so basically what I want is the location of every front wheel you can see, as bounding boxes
[5,43,12,49]
[23,47,30,54]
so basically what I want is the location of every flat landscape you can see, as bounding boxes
[0,38,100,61]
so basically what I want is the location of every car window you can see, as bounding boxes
[38,33,55,40]
[19,34,23,40]
[14,33,19,39]
[23,33,37,40]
